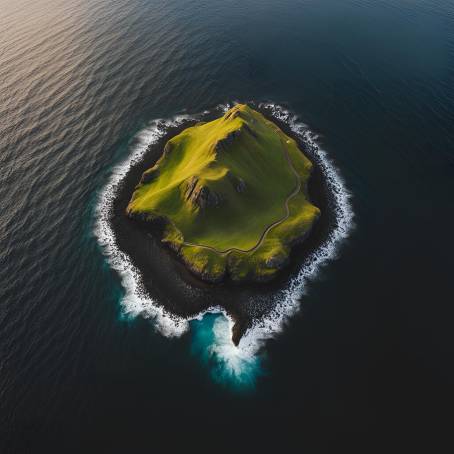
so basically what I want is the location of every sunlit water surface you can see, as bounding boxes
[1,0,454,451]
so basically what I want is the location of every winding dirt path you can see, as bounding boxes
[180,136,302,255]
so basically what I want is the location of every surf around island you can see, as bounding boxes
[97,102,351,346]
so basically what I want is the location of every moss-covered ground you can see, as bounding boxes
[127,104,320,281]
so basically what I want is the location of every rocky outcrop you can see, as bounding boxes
[191,185,222,209]
[184,176,199,201]
[184,177,222,209]
[226,171,247,193]
[214,129,242,153]
[214,123,259,154]
[140,168,159,184]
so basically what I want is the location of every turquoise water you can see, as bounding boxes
[2,0,454,451]
[95,102,351,391]
[190,313,263,390]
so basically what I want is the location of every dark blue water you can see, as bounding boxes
[2,0,454,452]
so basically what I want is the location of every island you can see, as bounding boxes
[126,104,320,283]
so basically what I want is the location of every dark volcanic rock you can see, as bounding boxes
[184,176,199,201]
[226,170,247,193]
[184,176,224,209]
[140,168,159,184]
[192,185,222,209]
[214,129,241,153]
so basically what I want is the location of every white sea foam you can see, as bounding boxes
[190,308,261,388]
[94,103,353,369]
[94,115,200,337]
[236,103,354,355]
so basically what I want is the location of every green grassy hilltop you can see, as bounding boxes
[127,104,320,282]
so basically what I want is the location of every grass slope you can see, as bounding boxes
[127,104,320,282]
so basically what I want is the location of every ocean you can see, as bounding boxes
[1,0,454,452]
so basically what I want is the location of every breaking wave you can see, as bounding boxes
[94,114,199,337]
[191,310,263,389]
[94,103,353,385]
[237,103,354,356]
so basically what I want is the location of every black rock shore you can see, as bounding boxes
[110,103,335,344]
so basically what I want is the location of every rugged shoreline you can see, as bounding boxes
[110,104,334,343]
